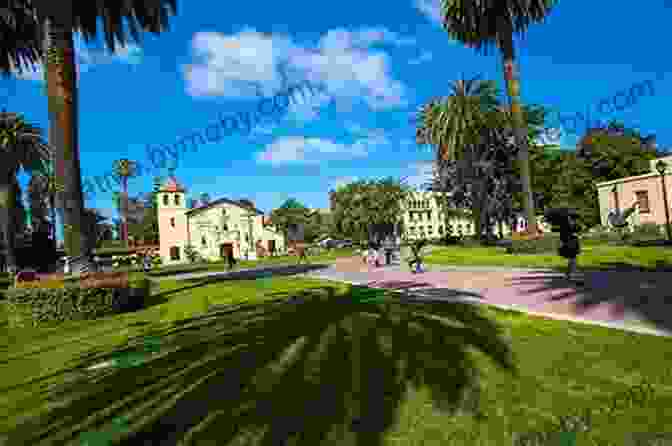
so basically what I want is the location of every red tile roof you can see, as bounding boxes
[160,176,185,192]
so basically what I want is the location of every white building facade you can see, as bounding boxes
[157,176,286,265]
[400,190,550,239]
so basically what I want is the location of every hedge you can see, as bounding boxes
[4,277,151,328]
[506,234,561,254]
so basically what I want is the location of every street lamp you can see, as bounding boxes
[655,160,672,241]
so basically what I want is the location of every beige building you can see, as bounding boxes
[400,190,549,239]
[157,176,286,264]
[596,155,672,230]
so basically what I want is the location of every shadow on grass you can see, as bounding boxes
[150,264,331,303]
[507,269,672,333]
[5,284,517,446]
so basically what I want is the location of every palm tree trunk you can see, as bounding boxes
[0,182,17,274]
[498,23,536,235]
[122,178,129,245]
[43,14,92,271]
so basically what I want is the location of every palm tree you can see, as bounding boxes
[416,78,505,239]
[112,159,139,246]
[0,110,50,273]
[0,0,178,273]
[439,0,558,235]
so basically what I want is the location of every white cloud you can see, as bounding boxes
[414,0,443,25]
[409,50,433,65]
[183,26,410,119]
[255,132,388,166]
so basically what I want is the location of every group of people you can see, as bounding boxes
[361,240,395,267]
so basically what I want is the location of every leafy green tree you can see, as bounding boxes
[183,244,201,263]
[330,177,410,244]
[545,122,661,230]
[270,198,312,247]
[0,110,50,272]
[439,0,558,235]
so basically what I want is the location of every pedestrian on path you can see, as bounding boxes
[297,245,308,264]
[546,208,582,282]
[226,249,237,271]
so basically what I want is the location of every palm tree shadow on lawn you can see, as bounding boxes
[149,263,331,304]
[507,269,672,333]
[7,285,517,446]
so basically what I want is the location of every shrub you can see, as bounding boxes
[506,234,561,254]
[631,222,662,239]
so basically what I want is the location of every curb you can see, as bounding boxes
[301,274,672,339]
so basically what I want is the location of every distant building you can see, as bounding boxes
[157,176,285,264]
[596,155,672,229]
[400,190,549,240]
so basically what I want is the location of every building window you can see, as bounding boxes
[223,223,228,231]
[427,212,432,220]
[174,194,180,206]
[163,195,169,206]
[202,236,207,246]
[428,226,433,234]
[438,226,444,234]
[170,217,175,228]
[170,246,180,260]
[635,191,650,213]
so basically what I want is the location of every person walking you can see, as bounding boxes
[143,251,152,273]
[226,249,237,271]
[558,214,581,282]
[297,244,308,264]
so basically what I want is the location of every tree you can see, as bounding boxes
[82,208,109,250]
[28,172,50,232]
[439,0,558,235]
[418,78,546,239]
[270,198,312,247]
[547,123,660,230]
[128,192,158,244]
[0,110,50,273]
[112,159,139,245]
[183,244,201,263]
[330,177,410,244]
[0,0,177,272]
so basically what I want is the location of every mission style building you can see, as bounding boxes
[157,176,285,264]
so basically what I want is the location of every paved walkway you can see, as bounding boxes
[157,256,672,338]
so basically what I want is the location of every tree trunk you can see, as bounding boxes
[498,24,536,235]
[0,183,17,274]
[43,14,93,273]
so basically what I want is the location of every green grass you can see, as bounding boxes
[425,243,672,271]
[1,273,671,445]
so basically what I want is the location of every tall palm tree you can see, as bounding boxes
[0,0,178,273]
[0,110,50,273]
[112,158,138,246]
[439,0,558,234]
[416,78,504,239]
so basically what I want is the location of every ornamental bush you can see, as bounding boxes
[506,234,561,254]
[5,275,151,328]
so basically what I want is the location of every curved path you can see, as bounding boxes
[302,256,672,338]
[155,255,672,338]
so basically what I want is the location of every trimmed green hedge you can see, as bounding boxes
[4,278,151,328]
[506,234,561,254]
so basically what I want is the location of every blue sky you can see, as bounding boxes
[2,0,671,241]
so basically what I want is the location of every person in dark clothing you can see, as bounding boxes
[297,245,308,264]
[558,215,581,281]
[226,250,237,271]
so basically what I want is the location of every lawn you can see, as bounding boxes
[1,274,671,445]
[425,242,672,271]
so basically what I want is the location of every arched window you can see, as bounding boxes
[174,194,180,206]
[170,218,175,228]
[169,246,180,260]
[201,236,207,246]
[163,195,169,206]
